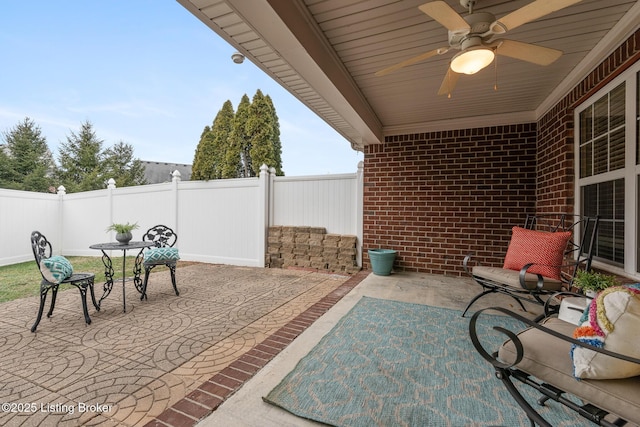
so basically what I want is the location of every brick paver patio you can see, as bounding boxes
[0,263,367,426]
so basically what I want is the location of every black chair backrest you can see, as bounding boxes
[31,231,52,280]
[524,214,599,286]
[143,225,177,248]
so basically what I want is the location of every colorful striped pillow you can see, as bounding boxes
[572,284,640,379]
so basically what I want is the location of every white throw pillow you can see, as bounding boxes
[572,284,640,379]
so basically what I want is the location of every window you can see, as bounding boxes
[581,179,624,265]
[576,63,640,276]
[579,83,625,180]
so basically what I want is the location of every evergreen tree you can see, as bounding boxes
[103,141,147,187]
[194,90,284,180]
[0,117,56,192]
[212,100,235,179]
[0,143,18,189]
[231,94,252,178]
[192,125,212,180]
[56,121,106,192]
[221,119,241,179]
[192,100,235,180]
[246,89,283,176]
[265,94,284,176]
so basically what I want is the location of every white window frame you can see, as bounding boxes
[574,60,640,279]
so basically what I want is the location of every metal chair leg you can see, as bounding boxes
[77,285,92,325]
[511,294,528,312]
[497,369,553,427]
[461,289,497,317]
[31,287,49,333]
[169,265,179,296]
[140,267,151,300]
[462,287,528,318]
[88,281,100,311]
[46,285,59,318]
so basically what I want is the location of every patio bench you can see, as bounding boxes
[462,214,599,319]
[469,286,640,427]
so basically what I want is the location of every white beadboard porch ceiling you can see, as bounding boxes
[177,0,640,151]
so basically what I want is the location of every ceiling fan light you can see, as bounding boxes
[450,48,495,75]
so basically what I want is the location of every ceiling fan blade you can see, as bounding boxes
[375,48,445,77]
[495,39,562,66]
[438,68,460,97]
[419,1,470,32]
[492,0,583,33]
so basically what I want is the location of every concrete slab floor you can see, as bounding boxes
[197,271,544,427]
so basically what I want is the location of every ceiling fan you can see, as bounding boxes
[375,0,582,95]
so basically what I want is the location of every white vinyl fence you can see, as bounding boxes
[0,163,363,269]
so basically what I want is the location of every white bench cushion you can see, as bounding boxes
[499,317,640,424]
[472,266,563,291]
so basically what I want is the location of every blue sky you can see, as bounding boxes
[0,1,363,176]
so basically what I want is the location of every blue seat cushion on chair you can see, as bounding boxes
[40,255,74,284]
[144,247,180,264]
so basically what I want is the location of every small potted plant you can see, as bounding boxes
[106,222,139,245]
[573,269,619,297]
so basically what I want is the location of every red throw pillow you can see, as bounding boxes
[502,226,572,280]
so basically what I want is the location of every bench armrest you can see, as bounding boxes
[463,253,504,275]
[518,261,577,291]
[469,306,640,370]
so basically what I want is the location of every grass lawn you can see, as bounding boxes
[0,256,164,303]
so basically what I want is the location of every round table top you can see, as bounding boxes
[89,241,155,251]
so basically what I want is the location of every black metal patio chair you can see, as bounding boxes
[30,231,99,332]
[462,214,599,318]
[140,224,180,300]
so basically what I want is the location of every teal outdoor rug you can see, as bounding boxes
[264,297,586,426]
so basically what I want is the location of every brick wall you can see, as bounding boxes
[362,126,537,274]
[362,29,640,275]
[536,96,575,214]
[537,29,640,213]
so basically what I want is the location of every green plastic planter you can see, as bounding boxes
[368,249,397,276]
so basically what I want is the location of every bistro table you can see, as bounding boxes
[89,241,154,312]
